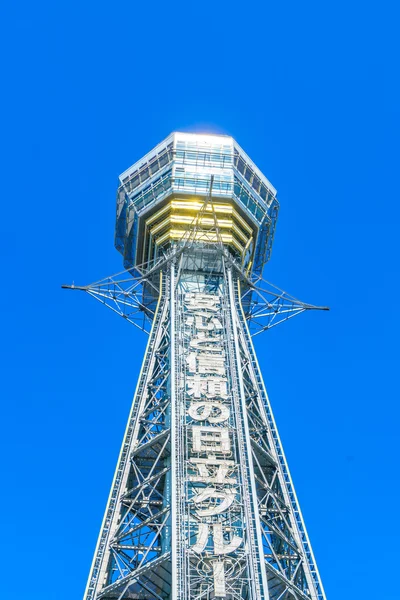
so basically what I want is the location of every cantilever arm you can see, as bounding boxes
[61,269,158,334]
[241,278,329,337]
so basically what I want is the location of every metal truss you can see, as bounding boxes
[62,264,327,340]
[173,265,268,600]
[61,269,160,334]
[65,195,328,599]
[82,274,174,600]
[233,278,326,600]
[62,183,327,341]
[66,257,327,600]
[241,279,329,337]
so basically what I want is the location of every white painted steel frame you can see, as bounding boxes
[77,262,327,600]
[170,262,178,599]
[236,283,327,600]
[83,274,172,600]
[66,133,328,600]
[175,264,267,600]
[226,267,270,600]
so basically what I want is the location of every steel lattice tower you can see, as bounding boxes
[64,132,328,600]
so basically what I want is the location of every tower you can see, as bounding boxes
[64,132,328,600]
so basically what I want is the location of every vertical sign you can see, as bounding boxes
[183,292,244,597]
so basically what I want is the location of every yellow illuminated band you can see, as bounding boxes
[140,196,255,267]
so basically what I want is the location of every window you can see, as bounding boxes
[158,151,168,168]
[237,157,245,175]
[140,167,149,184]
[131,175,140,189]
[252,175,261,194]
[149,159,159,176]
[245,167,253,184]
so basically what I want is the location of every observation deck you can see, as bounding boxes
[115,132,279,280]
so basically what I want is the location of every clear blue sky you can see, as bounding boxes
[0,1,399,598]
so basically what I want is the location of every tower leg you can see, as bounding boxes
[83,264,326,600]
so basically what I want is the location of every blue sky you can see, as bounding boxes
[0,1,399,598]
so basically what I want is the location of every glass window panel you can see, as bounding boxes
[140,167,149,183]
[158,151,168,168]
[149,159,159,176]
[252,174,261,194]
[240,188,249,208]
[237,157,245,175]
[131,175,140,189]
[245,167,253,183]
[260,185,267,201]
[143,189,152,206]
[163,174,172,192]
[248,196,257,216]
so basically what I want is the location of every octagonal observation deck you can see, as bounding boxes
[115,132,279,280]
